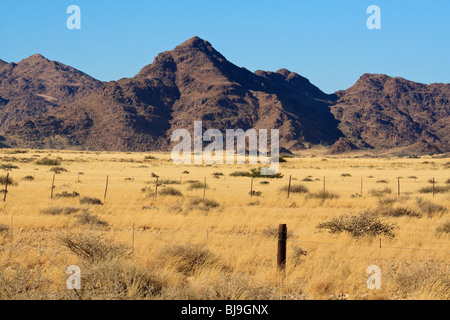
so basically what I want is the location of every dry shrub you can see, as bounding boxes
[50,166,68,173]
[0,175,14,185]
[374,207,422,218]
[75,212,109,228]
[158,244,219,276]
[316,213,396,238]
[0,268,50,299]
[59,233,129,263]
[75,259,164,299]
[436,220,450,234]
[36,157,60,166]
[188,181,208,190]
[292,246,307,266]
[58,233,163,299]
[390,262,450,299]
[54,191,80,198]
[22,175,35,181]
[40,206,81,216]
[416,198,447,217]
[369,187,392,197]
[189,197,219,209]
[418,185,450,194]
[306,190,340,200]
[0,224,9,235]
[79,196,103,205]
[159,187,183,197]
[280,184,308,193]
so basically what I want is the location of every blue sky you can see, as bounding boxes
[0,0,449,93]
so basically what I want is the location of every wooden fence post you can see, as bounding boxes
[10,216,13,267]
[250,176,254,197]
[155,177,159,198]
[432,178,435,197]
[397,177,400,196]
[132,223,135,255]
[360,177,363,196]
[323,176,326,192]
[3,172,9,202]
[50,173,56,199]
[277,224,287,274]
[287,175,292,198]
[203,177,206,200]
[104,175,109,201]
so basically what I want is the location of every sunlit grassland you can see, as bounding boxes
[0,149,448,300]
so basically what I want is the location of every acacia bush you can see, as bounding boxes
[316,213,397,238]
[36,157,60,166]
[280,184,308,194]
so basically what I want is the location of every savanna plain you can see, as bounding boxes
[0,149,448,300]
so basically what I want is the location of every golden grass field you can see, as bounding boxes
[0,148,448,300]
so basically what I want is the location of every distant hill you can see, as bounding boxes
[0,37,448,154]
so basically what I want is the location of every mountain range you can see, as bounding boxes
[0,36,448,154]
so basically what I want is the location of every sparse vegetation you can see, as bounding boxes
[159,187,183,197]
[36,157,60,166]
[40,206,81,215]
[306,190,340,200]
[79,197,103,205]
[50,166,68,173]
[75,212,109,228]
[280,184,308,194]
[0,150,448,300]
[54,191,80,198]
[316,213,397,238]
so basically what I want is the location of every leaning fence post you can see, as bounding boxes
[277,224,287,274]
[3,172,9,202]
[360,177,363,196]
[250,176,254,198]
[132,223,135,255]
[203,177,206,200]
[430,177,435,198]
[104,175,109,201]
[50,173,56,199]
[287,175,292,198]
